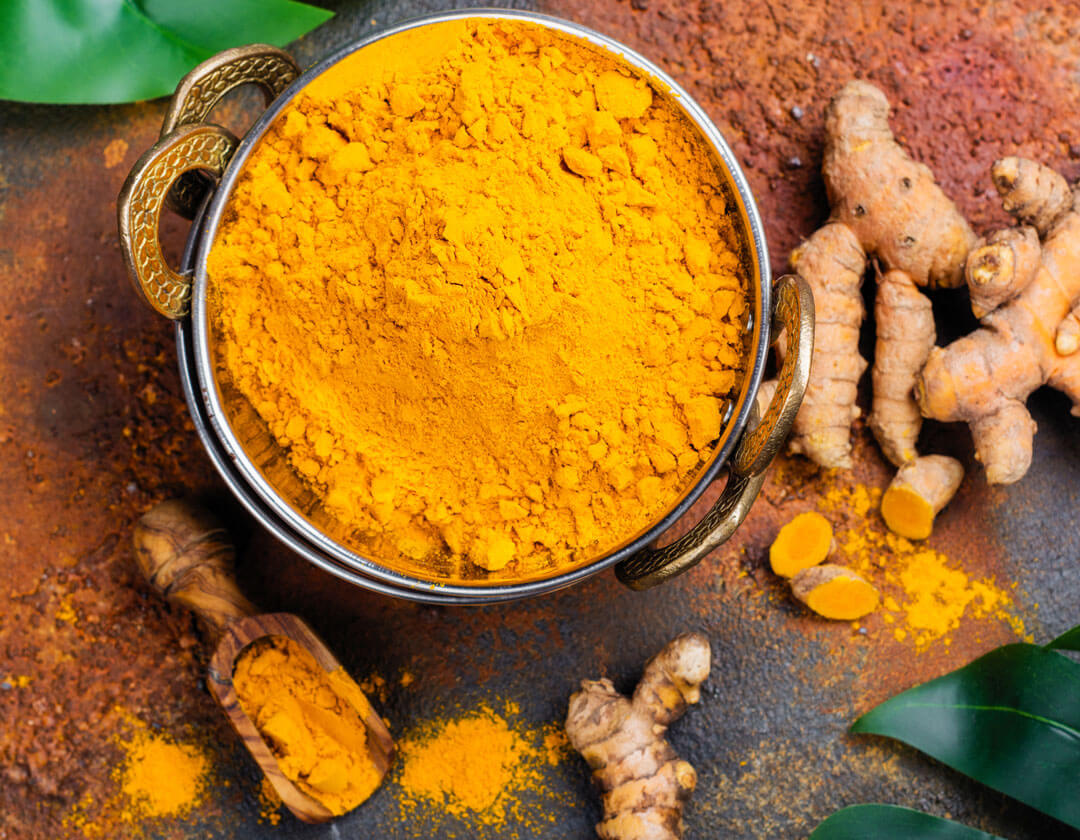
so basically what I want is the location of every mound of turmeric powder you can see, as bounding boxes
[208,19,749,580]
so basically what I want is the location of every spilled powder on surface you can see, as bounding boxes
[394,700,571,830]
[818,482,1026,648]
[63,713,210,838]
[256,776,283,826]
[116,721,209,821]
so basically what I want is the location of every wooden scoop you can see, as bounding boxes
[132,499,394,824]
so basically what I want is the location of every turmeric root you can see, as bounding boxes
[991,156,1073,236]
[769,511,833,577]
[753,378,778,424]
[916,157,1080,483]
[823,81,977,290]
[880,454,965,540]
[1056,300,1080,356]
[787,81,975,470]
[868,270,936,467]
[965,227,1041,319]
[791,564,879,621]
[565,633,710,840]
[787,222,867,469]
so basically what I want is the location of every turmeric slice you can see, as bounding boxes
[880,454,964,540]
[791,564,879,621]
[769,511,833,578]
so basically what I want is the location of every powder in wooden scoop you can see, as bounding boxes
[232,636,382,815]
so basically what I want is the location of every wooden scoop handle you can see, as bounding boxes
[133,499,257,639]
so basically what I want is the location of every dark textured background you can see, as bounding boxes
[2,1,1079,838]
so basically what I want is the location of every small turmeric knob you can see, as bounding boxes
[133,499,257,638]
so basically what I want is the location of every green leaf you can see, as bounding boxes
[0,0,332,105]
[809,804,1006,840]
[1046,625,1080,652]
[852,643,1080,829]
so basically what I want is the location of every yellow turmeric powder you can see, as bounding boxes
[208,19,749,581]
[232,636,382,815]
[816,479,1026,646]
[399,707,533,821]
[63,714,210,837]
[395,702,566,828]
[117,722,208,821]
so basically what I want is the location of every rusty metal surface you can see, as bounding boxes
[1,1,1078,838]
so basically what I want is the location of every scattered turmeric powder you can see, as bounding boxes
[232,635,382,816]
[817,478,1026,647]
[116,720,209,821]
[769,511,833,577]
[55,595,78,625]
[208,19,749,582]
[396,701,561,828]
[256,776,284,826]
[63,715,211,837]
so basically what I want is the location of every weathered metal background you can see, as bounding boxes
[1,1,1078,838]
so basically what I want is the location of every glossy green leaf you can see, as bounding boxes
[852,643,1080,829]
[0,0,332,104]
[1046,625,1080,652]
[809,804,1006,840]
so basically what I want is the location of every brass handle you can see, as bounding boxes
[161,44,300,218]
[118,123,238,319]
[615,273,815,589]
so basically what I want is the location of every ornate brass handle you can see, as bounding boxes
[118,44,300,319]
[161,45,300,218]
[615,273,815,589]
[117,124,238,319]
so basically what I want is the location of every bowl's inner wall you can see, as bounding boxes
[201,15,765,588]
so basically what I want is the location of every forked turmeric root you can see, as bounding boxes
[786,81,976,471]
[917,157,1080,483]
[565,633,710,840]
[774,81,970,539]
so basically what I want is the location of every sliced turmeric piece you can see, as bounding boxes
[880,454,964,540]
[769,511,833,578]
[791,564,879,621]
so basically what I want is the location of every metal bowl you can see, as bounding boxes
[119,10,813,604]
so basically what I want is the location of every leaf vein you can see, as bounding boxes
[893,702,1080,742]
[121,0,210,62]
